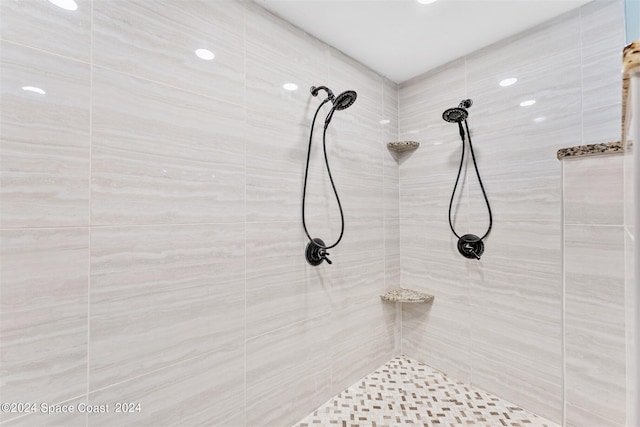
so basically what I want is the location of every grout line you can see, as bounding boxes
[90,63,245,108]
[561,160,567,427]
[85,348,226,396]
[242,1,248,425]
[0,39,90,65]
[0,39,242,109]
[578,6,585,147]
[463,54,473,386]
[86,3,94,423]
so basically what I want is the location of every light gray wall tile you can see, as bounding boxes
[396,1,623,423]
[245,315,332,427]
[88,350,243,427]
[245,221,331,339]
[1,0,91,61]
[471,308,562,422]
[89,224,245,390]
[563,155,624,225]
[91,67,245,225]
[564,224,626,425]
[0,228,89,422]
[93,0,244,105]
[0,42,90,228]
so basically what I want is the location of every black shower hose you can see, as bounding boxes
[448,119,493,240]
[301,100,345,250]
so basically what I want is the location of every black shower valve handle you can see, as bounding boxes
[320,250,332,264]
[464,244,481,260]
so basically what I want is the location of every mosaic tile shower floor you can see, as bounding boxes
[293,356,558,427]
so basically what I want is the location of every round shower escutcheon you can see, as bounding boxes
[457,234,484,260]
[305,238,332,266]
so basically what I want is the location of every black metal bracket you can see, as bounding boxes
[457,234,484,260]
[305,238,332,266]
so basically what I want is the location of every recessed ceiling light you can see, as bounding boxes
[22,86,46,95]
[417,0,437,4]
[48,0,78,11]
[499,77,517,87]
[379,119,391,124]
[533,116,546,123]
[520,99,536,107]
[195,49,215,60]
[283,83,298,91]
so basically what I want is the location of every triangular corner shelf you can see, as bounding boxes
[380,288,434,303]
[387,141,420,153]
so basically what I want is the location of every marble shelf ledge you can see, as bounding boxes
[387,141,420,153]
[556,141,622,160]
[380,288,434,303]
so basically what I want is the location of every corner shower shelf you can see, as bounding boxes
[387,141,420,153]
[380,288,434,303]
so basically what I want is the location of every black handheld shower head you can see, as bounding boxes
[324,90,358,127]
[442,107,468,123]
[442,99,473,123]
[333,90,357,111]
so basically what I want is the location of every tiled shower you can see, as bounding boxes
[0,0,633,426]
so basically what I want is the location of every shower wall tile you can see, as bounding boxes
[624,147,634,234]
[470,308,563,422]
[564,224,626,426]
[93,0,244,105]
[89,223,244,391]
[563,155,624,225]
[0,42,90,228]
[469,159,562,224]
[245,1,330,223]
[0,228,88,421]
[399,58,466,124]
[383,77,399,143]
[465,9,581,82]
[583,103,623,145]
[384,175,399,220]
[580,0,625,115]
[245,221,330,339]
[331,301,396,393]
[91,67,245,225]
[88,349,244,427]
[1,1,398,426]
[565,403,623,427]
[330,48,383,124]
[0,0,91,61]
[401,300,471,383]
[245,314,332,427]
[397,1,622,423]
[385,218,400,290]
[468,219,562,321]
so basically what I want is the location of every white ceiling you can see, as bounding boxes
[256,0,593,83]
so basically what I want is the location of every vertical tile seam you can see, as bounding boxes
[579,6,585,146]
[561,160,566,427]
[568,6,584,421]
[327,46,334,395]
[463,54,473,385]
[242,1,247,426]
[396,80,402,356]
[86,1,94,424]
